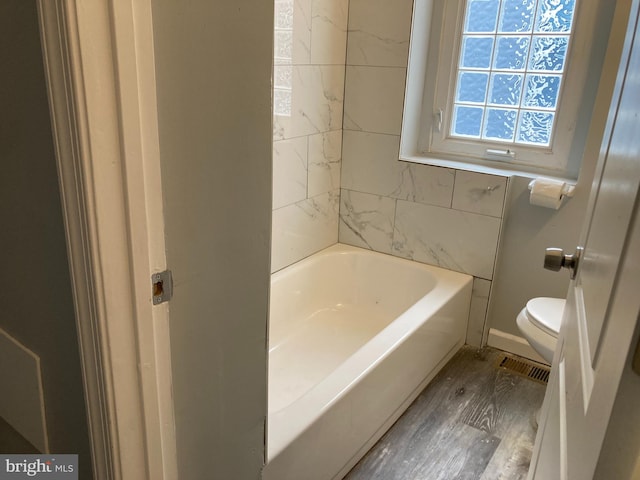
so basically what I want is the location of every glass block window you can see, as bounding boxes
[451,0,576,146]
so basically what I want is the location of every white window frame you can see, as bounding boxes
[400,0,607,179]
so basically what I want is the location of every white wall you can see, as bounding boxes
[0,0,92,474]
[151,1,273,478]
[271,0,349,272]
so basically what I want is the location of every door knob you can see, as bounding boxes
[544,247,583,279]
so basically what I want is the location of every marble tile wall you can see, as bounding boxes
[339,0,508,344]
[271,0,509,343]
[272,0,348,272]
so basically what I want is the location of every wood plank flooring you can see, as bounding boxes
[343,346,546,480]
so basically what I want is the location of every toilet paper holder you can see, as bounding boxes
[527,178,576,198]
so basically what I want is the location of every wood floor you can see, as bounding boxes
[343,346,547,480]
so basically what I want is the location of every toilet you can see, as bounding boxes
[516,297,565,364]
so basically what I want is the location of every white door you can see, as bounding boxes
[528,2,640,479]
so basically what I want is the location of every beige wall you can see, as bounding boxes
[151,0,273,478]
[0,0,91,475]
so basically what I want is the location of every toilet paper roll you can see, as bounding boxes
[529,178,566,209]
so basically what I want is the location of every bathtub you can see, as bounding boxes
[263,244,472,480]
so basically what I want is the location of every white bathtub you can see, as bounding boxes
[263,244,472,480]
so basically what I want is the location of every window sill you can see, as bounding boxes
[399,152,578,183]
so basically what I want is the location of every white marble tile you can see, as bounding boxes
[347,0,414,67]
[274,0,312,65]
[392,201,501,279]
[273,137,308,210]
[405,163,456,208]
[271,190,340,272]
[343,66,406,135]
[308,130,342,197]
[467,278,492,347]
[341,131,400,193]
[339,189,396,254]
[452,171,507,218]
[341,131,455,207]
[274,65,345,140]
[310,0,349,65]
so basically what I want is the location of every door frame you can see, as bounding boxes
[37,1,176,479]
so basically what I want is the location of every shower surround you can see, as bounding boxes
[271,0,348,272]
[272,0,509,344]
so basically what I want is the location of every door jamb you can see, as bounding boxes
[37,1,176,478]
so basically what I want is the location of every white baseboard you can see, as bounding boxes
[487,328,549,365]
[0,327,48,452]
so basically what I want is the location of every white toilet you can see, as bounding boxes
[516,297,565,364]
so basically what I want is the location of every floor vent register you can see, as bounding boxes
[496,354,550,385]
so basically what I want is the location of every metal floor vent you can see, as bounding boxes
[496,354,550,385]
